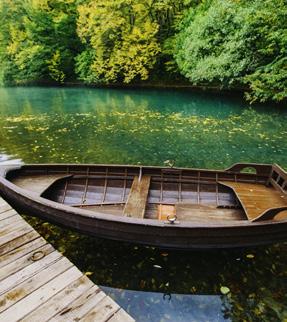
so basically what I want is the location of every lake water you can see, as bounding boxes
[0,87,287,321]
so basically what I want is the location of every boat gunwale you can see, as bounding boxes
[1,163,287,229]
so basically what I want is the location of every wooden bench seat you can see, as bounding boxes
[11,174,72,196]
[123,175,151,218]
[219,181,287,221]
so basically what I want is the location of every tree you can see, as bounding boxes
[76,0,160,84]
[0,0,81,85]
[174,0,287,103]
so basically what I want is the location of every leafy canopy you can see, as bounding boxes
[174,0,287,102]
[0,0,81,84]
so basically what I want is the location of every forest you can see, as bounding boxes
[0,0,286,103]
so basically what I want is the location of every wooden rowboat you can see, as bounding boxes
[0,163,287,249]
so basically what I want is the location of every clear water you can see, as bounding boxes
[0,86,287,321]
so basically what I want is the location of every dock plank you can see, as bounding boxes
[0,236,46,269]
[0,214,24,228]
[0,230,40,256]
[0,224,33,248]
[50,285,104,321]
[81,296,120,322]
[0,199,8,207]
[0,266,82,321]
[109,308,135,322]
[21,276,94,322]
[0,257,73,312]
[0,248,58,292]
[0,209,20,223]
[0,197,134,322]
[0,204,13,214]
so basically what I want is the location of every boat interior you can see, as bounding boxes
[6,163,287,223]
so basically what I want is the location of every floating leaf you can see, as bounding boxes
[246,254,255,259]
[153,265,162,269]
[220,286,230,295]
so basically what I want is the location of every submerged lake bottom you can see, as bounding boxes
[0,86,287,321]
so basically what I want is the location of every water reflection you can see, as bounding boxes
[102,287,229,322]
[0,107,286,168]
[0,87,284,118]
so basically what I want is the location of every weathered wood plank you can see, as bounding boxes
[81,296,120,322]
[158,204,176,221]
[11,174,70,195]
[220,181,287,221]
[108,308,135,322]
[0,266,82,321]
[123,175,151,218]
[21,276,94,322]
[0,204,12,214]
[0,236,46,269]
[0,209,18,222]
[50,285,104,322]
[0,246,57,290]
[0,198,134,322]
[0,216,27,235]
[0,198,8,207]
[0,257,73,313]
[0,214,24,228]
[0,230,40,257]
[0,224,33,248]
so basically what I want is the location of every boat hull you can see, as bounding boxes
[1,172,287,249]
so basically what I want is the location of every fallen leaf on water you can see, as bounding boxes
[153,265,162,269]
[220,286,230,295]
[246,254,255,259]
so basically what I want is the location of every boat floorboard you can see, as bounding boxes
[0,197,134,322]
[123,175,151,218]
[145,204,245,221]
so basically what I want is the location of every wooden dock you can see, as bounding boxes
[0,197,135,322]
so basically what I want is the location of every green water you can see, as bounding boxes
[0,87,287,321]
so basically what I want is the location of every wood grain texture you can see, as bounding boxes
[11,174,70,195]
[123,175,151,218]
[158,204,176,221]
[49,286,104,322]
[0,236,46,269]
[220,181,287,221]
[0,230,40,257]
[20,276,94,322]
[0,257,73,313]
[109,308,135,322]
[0,197,134,322]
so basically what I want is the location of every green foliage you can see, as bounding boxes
[174,0,287,102]
[0,0,285,103]
[76,0,187,84]
[0,0,81,85]
[47,50,65,83]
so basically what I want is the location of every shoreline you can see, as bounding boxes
[3,79,248,96]
[2,81,286,107]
